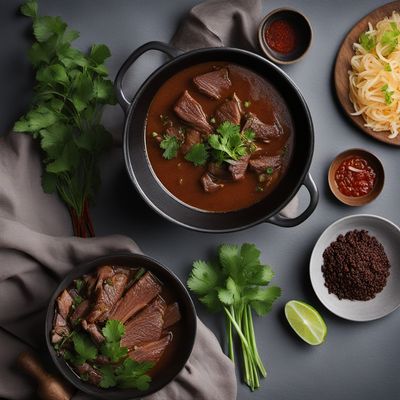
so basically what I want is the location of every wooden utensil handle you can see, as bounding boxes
[18,351,48,382]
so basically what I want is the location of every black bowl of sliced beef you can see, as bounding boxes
[45,253,196,399]
[115,41,318,232]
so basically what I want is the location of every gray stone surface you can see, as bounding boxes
[1,1,399,399]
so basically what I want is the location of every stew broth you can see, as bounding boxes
[145,62,294,212]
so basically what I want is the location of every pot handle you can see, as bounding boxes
[267,173,319,227]
[114,41,184,114]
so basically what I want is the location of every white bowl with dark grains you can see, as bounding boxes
[310,214,400,321]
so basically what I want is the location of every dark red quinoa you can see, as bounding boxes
[322,230,390,301]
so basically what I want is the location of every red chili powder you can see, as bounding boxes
[265,19,297,54]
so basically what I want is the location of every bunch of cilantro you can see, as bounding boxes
[62,320,153,390]
[188,243,281,391]
[159,121,256,166]
[14,0,116,237]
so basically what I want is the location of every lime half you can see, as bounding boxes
[284,300,327,345]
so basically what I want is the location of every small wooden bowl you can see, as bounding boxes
[258,8,312,65]
[328,149,384,206]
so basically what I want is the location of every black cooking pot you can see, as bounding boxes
[115,41,318,232]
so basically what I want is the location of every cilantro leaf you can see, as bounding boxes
[90,44,111,65]
[187,260,222,296]
[20,0,37,18]
[185,143,208,166]
[33,16,67,43]
[248,286,282,316]
[99,365,117,389]
[160,135,180,160]
[100,341,128,363]
[359,32,376,51]
[115,358,154,390]
[102,319,125,342]
[72,333,97,364]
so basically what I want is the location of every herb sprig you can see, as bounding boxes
[188,243,281,391]
[58,319,153,390]
[160,121,255,167]
[14,0,116,237]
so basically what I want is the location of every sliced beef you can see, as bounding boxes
[121,296,166,349]
[163,303,181,329]
[193,68,231,100]
[51,313,69,343]
[242,113,282,142]
[201,173,224,193]
[82,320,105,345]
[69,299,90,324]
[74,363,102,386]
[249,155,282,174]
[86,267,129,323]
[128,333,172,363]
[181,129,202,154]
[56,290,73,320]
[228,155,250,181]
[214,93,243,126]
[110,272,162,324]
[208,162,232,181]
[174,90,213,135]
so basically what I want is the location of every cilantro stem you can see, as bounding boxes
[226,312,235,363]
[247,305,266,377]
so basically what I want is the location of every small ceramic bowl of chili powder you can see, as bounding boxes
[258,8,312,64]
[328,149,384,206]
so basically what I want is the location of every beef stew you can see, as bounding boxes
[145,62,293,212]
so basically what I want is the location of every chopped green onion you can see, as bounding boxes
[265,167,274,175]
[384,63,392,72]
[151,132,158,138]
[244,100,251,108]
[210,117,216,124]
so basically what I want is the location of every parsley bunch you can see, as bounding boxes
[61,320,153,390]
[188,243,281,391]
[14,0,116,237]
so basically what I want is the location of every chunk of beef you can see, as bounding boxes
[249,155,282,174]
[193,68,231,100]
[121,296,166,349]
[201,173,224,193]
[214,93,243,126]
[94,355,110,365]
[51,313,69,343]
[228,155,250,181]
[242,113,282,142]
[56,290,73,320]
[74,363,102,386]
[163,303,181,329]
[181,129,202,154]
[69,299,90,324]
[110,272,162,324]
[128,333,172,363]
[174,90,213,135]
[86,267,129,323]
[82,320,105,345]
[207,162,231,181]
